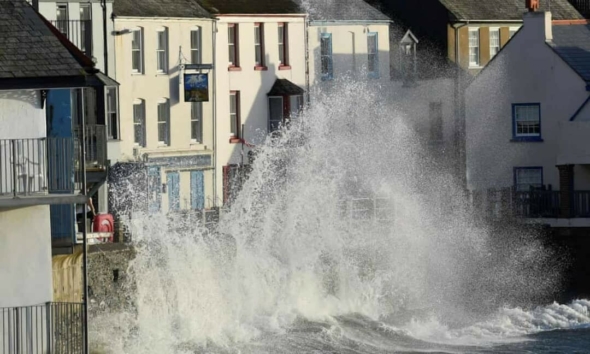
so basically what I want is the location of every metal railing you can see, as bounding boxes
[513,191,560,218]
[0,139,48,197]
[0,302,84,354]
[74,125,107,168]
[50,20,93,57]
[47,138,78,194]
[574,191,590,217]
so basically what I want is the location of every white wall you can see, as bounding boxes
[0,90,46,139]
[308,22,391,86]
[0,206,52,307]
[215,15,307,203]
[466,12,588,191]
[115,17,216,210]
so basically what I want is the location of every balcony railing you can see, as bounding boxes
[513,191,561,218]
[574,191,590,217]
[0,302,84,354]
[74,125,107,169]
[50,20,93,57]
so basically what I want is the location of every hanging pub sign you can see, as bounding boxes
[184,73,209,102]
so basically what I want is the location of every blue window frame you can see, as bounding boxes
[190,170,205,210]
[514,167,543,191]
[320,33,333,81]
[167,171,180,211]
[367,32,379,79]
[512,103,542,141]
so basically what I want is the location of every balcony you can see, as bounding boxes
[0,302,83,354]
[513,190,561,218]
[50,20,93,58]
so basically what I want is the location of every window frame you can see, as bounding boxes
[156,27,168,74]
[131,28,144,74]
[191,101,203,143]
[509,26,520,39]
[512,103,542,141]
[254,23,266,69]
[133,99,146,147]
[514,167,544,192]
[55,3,69,37]
[268,96,284,133]
[278,23,290,69]
[190,27,201,64]
[105,86,119,140]
[228,24,240,69]
[230,91,241,139]
[489,27,500,59]
[320,32,333,81]
[468,28,480,67]
[157,98,171,146]
[367,32,379,79]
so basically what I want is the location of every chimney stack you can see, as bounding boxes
[526,0,540,12]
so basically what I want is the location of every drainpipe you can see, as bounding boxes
[101,0,108,75]
[304,15,310,104]
[80,89,89,354]
[453,21,468,191]
[212,19,218,207]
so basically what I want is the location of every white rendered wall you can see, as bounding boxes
[0,90,46,139]
[0,206,52,307]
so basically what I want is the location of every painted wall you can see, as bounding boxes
[0,206,52,307]
[0,90,45,139]
[466,12,589,191]
[38,0,115,76]
[308,22,391,86]
[114,17,216,210]
[214,15,307,204]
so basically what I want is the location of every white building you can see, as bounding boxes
[113,0,217,213]
[198,0,307,203]
[466,7,590,224]
[305,0,391,87]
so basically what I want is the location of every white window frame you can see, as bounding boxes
[156,27,168,73]
[268,96,283,132]
[228,24,238,67]
[489,27,500,59]
[157,99,170,145]
[56,3,69,36]
[190,27,201,64]
[468,28,480,67]
[191,102,203,143]
[515,167,543,192]
[278,23,287,66]
[367,32,379,78]
[509,26,520,39]
[254,23,264,67]
[131,28,143,74]
[105,87,119,140]
[513,103,541,138]
[230,92,240,137]
[133,99,145,147]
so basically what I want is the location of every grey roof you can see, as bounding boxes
[197,0,302,15]
[267,79,305,96]
[114,0,212,18]
[0,0,87,79]
[439,0,583,21]
[550,24,590,82]
[301,0,390,22]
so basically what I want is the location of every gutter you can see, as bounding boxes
[101,0,109,75]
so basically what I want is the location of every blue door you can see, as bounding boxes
[190,170,204,210]
[148,167,161,213]
[167,171,180,211]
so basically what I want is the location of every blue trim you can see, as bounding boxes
[570,95,590,121]
[513,166,544,190]
[367,32,379,79]
[512,103,542,141]
[320,33,333,81]
[167,171,180,211]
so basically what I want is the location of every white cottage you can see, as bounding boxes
[466,6,590,225]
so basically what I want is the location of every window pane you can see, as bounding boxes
[469,29,479,66]
[490,29,500,58]
[269,97,283,132]
[367,34,378,74]
[132,31,141,49]
[158,101,169,144]
[191,30,200,64]
[278,25,285,64]
[191,102,202,142]
[230,93,238,136]
[515,168,543,191]
[289,96,302,118]
[133,102,144,146]
[515,105,540,136]
[321,35,332,77]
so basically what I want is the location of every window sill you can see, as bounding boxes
[229,137,242,144]
[228,66,242,72]
[279,65,291,71]
[510,137,544,142]
[468,65,483,69]
[131,72,144,76]
[155,72,169,76]
[157,143,169,147]
[254,66,268,71]
[107,138,122,142]
[190,141,203,145]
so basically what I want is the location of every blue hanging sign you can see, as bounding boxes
[184,73,209,102]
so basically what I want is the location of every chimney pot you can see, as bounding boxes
[526,0,540,12]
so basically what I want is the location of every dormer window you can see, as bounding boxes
[399,30,418,86]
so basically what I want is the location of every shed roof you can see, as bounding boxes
[550,23,590,82]
[438,0,583,21]
[268,79,305,96]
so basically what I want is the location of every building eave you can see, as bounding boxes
[309,19,392,26]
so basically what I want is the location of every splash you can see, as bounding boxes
[92,79,569,353]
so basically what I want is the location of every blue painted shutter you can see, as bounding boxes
[190,170,205,210]
[328,34,333,78]
[148,167,161,213]
[167,171,180,211]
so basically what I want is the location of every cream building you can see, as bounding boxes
[197,0,307,203]
[113,0,217,212]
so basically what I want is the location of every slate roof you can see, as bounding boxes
[267,79,305,96]
[439,0,583,21]
[196,0,302,15]
[301,0,390,22]
[550,24,590,82]
[0,0,88,79]
[114,0,212,18]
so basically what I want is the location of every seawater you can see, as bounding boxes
[92,79,590,353]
